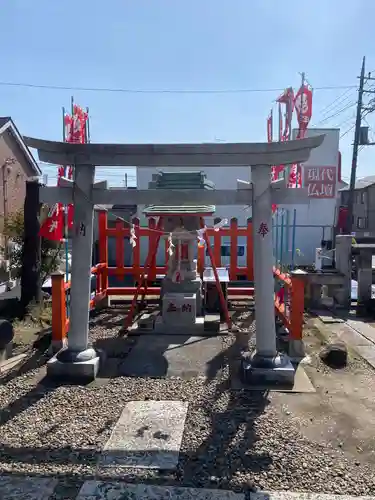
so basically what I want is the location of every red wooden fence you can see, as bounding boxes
[50,211,305,345]
[98,210,254,287]
[273,267,305,340]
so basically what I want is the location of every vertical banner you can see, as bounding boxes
[294,84,313,138]
[39,104,88,241]
[287,81,313,188]
[277,87,294,141]
[267,110,273,143]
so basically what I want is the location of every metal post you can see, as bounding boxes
[279,210,285,267]
[275,209,279,265]
[291,208,297,268]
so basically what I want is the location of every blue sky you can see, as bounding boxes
[1,0,374,185]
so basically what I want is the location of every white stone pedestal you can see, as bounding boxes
[162,293,197,325]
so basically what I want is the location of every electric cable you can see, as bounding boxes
[0,80,357,95]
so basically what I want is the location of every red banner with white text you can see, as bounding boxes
[39,105,88,241]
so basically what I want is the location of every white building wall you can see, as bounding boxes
[277,128,340,266]
[135,129,341,267]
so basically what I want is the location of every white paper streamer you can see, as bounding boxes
[196,226,207,247]
[167,232,175,256]
[214,218,228,231]
[130,224,137,248]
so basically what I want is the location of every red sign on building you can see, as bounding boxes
[304,166,337,198]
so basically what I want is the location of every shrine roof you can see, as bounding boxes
[148,170,215,190]
[143,205,215,216]
[144,171,215,215]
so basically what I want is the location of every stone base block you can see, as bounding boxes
[128,314,223,337]
[47,353,101,382]
[153,315,205,335]
[240,352,295,386]
[161,278,203,315]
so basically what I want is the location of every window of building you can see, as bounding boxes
[361,191,366,204]
[357,217,368,229]
[207,246,245,257]
[219,245,245,257]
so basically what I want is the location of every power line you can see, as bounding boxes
[0,80,357,95]
[314,100,357,127]
[340,123,355,139]
[316,87,356,118]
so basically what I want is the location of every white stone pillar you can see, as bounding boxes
[357,252,372,305]
[335,235,352,308]
[68,164,95,353]
[48,164,100,380]
[251,165,277,357]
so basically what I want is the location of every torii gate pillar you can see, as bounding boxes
[240,164,295,384]
[47,164,101,380]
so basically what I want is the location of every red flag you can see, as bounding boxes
[294,84,312,135]
[40,104,88,240]
[70,105,88,144]
[278,102,283,141]
[287,84,312,188]
[39,204,64,241]
[277,87,294,140]
[267,111,273,143]
[65,105,88,227]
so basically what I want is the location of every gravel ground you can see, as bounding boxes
[0,308,374,496]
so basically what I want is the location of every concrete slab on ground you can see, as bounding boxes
[346,319,375,345]
[230,359,316,393]
[252,493,375,500]
[0,475,58,500]
[331,323,375,348]
[0,475,374,499]
[98,400,188,470]
[76,481,245,499]
[119,334,225,379]
[310,309,345,324]
[354,345,375,369]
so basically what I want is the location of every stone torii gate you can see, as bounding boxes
[26,135,324,382]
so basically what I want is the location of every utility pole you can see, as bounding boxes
[345,57,375,234]
[345,57,366,234]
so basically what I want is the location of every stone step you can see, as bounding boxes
[1,475,373,500]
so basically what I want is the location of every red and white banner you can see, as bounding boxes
[267,111,273,143]
[277,87,294,141]
[286,83,313,188]
[294,84,313,136]
[39,203,64,241]
[40,104,88,241]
